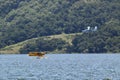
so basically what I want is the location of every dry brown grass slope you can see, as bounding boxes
[0,33,82,54]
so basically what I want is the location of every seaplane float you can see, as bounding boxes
[28,52,46,58]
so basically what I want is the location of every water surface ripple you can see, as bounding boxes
[0,54,120,80]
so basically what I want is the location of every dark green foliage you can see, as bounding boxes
[19,38,68,54]
[68,20,120,53]
[0,0,120,53]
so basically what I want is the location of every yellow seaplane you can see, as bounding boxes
[28,52,46,58]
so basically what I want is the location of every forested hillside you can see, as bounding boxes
[0,0,120,53]
[67,19,120,53]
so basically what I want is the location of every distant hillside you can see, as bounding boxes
[0,33,82,54]
[0,0,120,53]
[68,19,120,53]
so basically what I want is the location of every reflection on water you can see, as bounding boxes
[0,54,120,80]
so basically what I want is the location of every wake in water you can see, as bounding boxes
[36,56,48,59]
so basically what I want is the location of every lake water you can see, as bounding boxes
[0,54,120,80]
